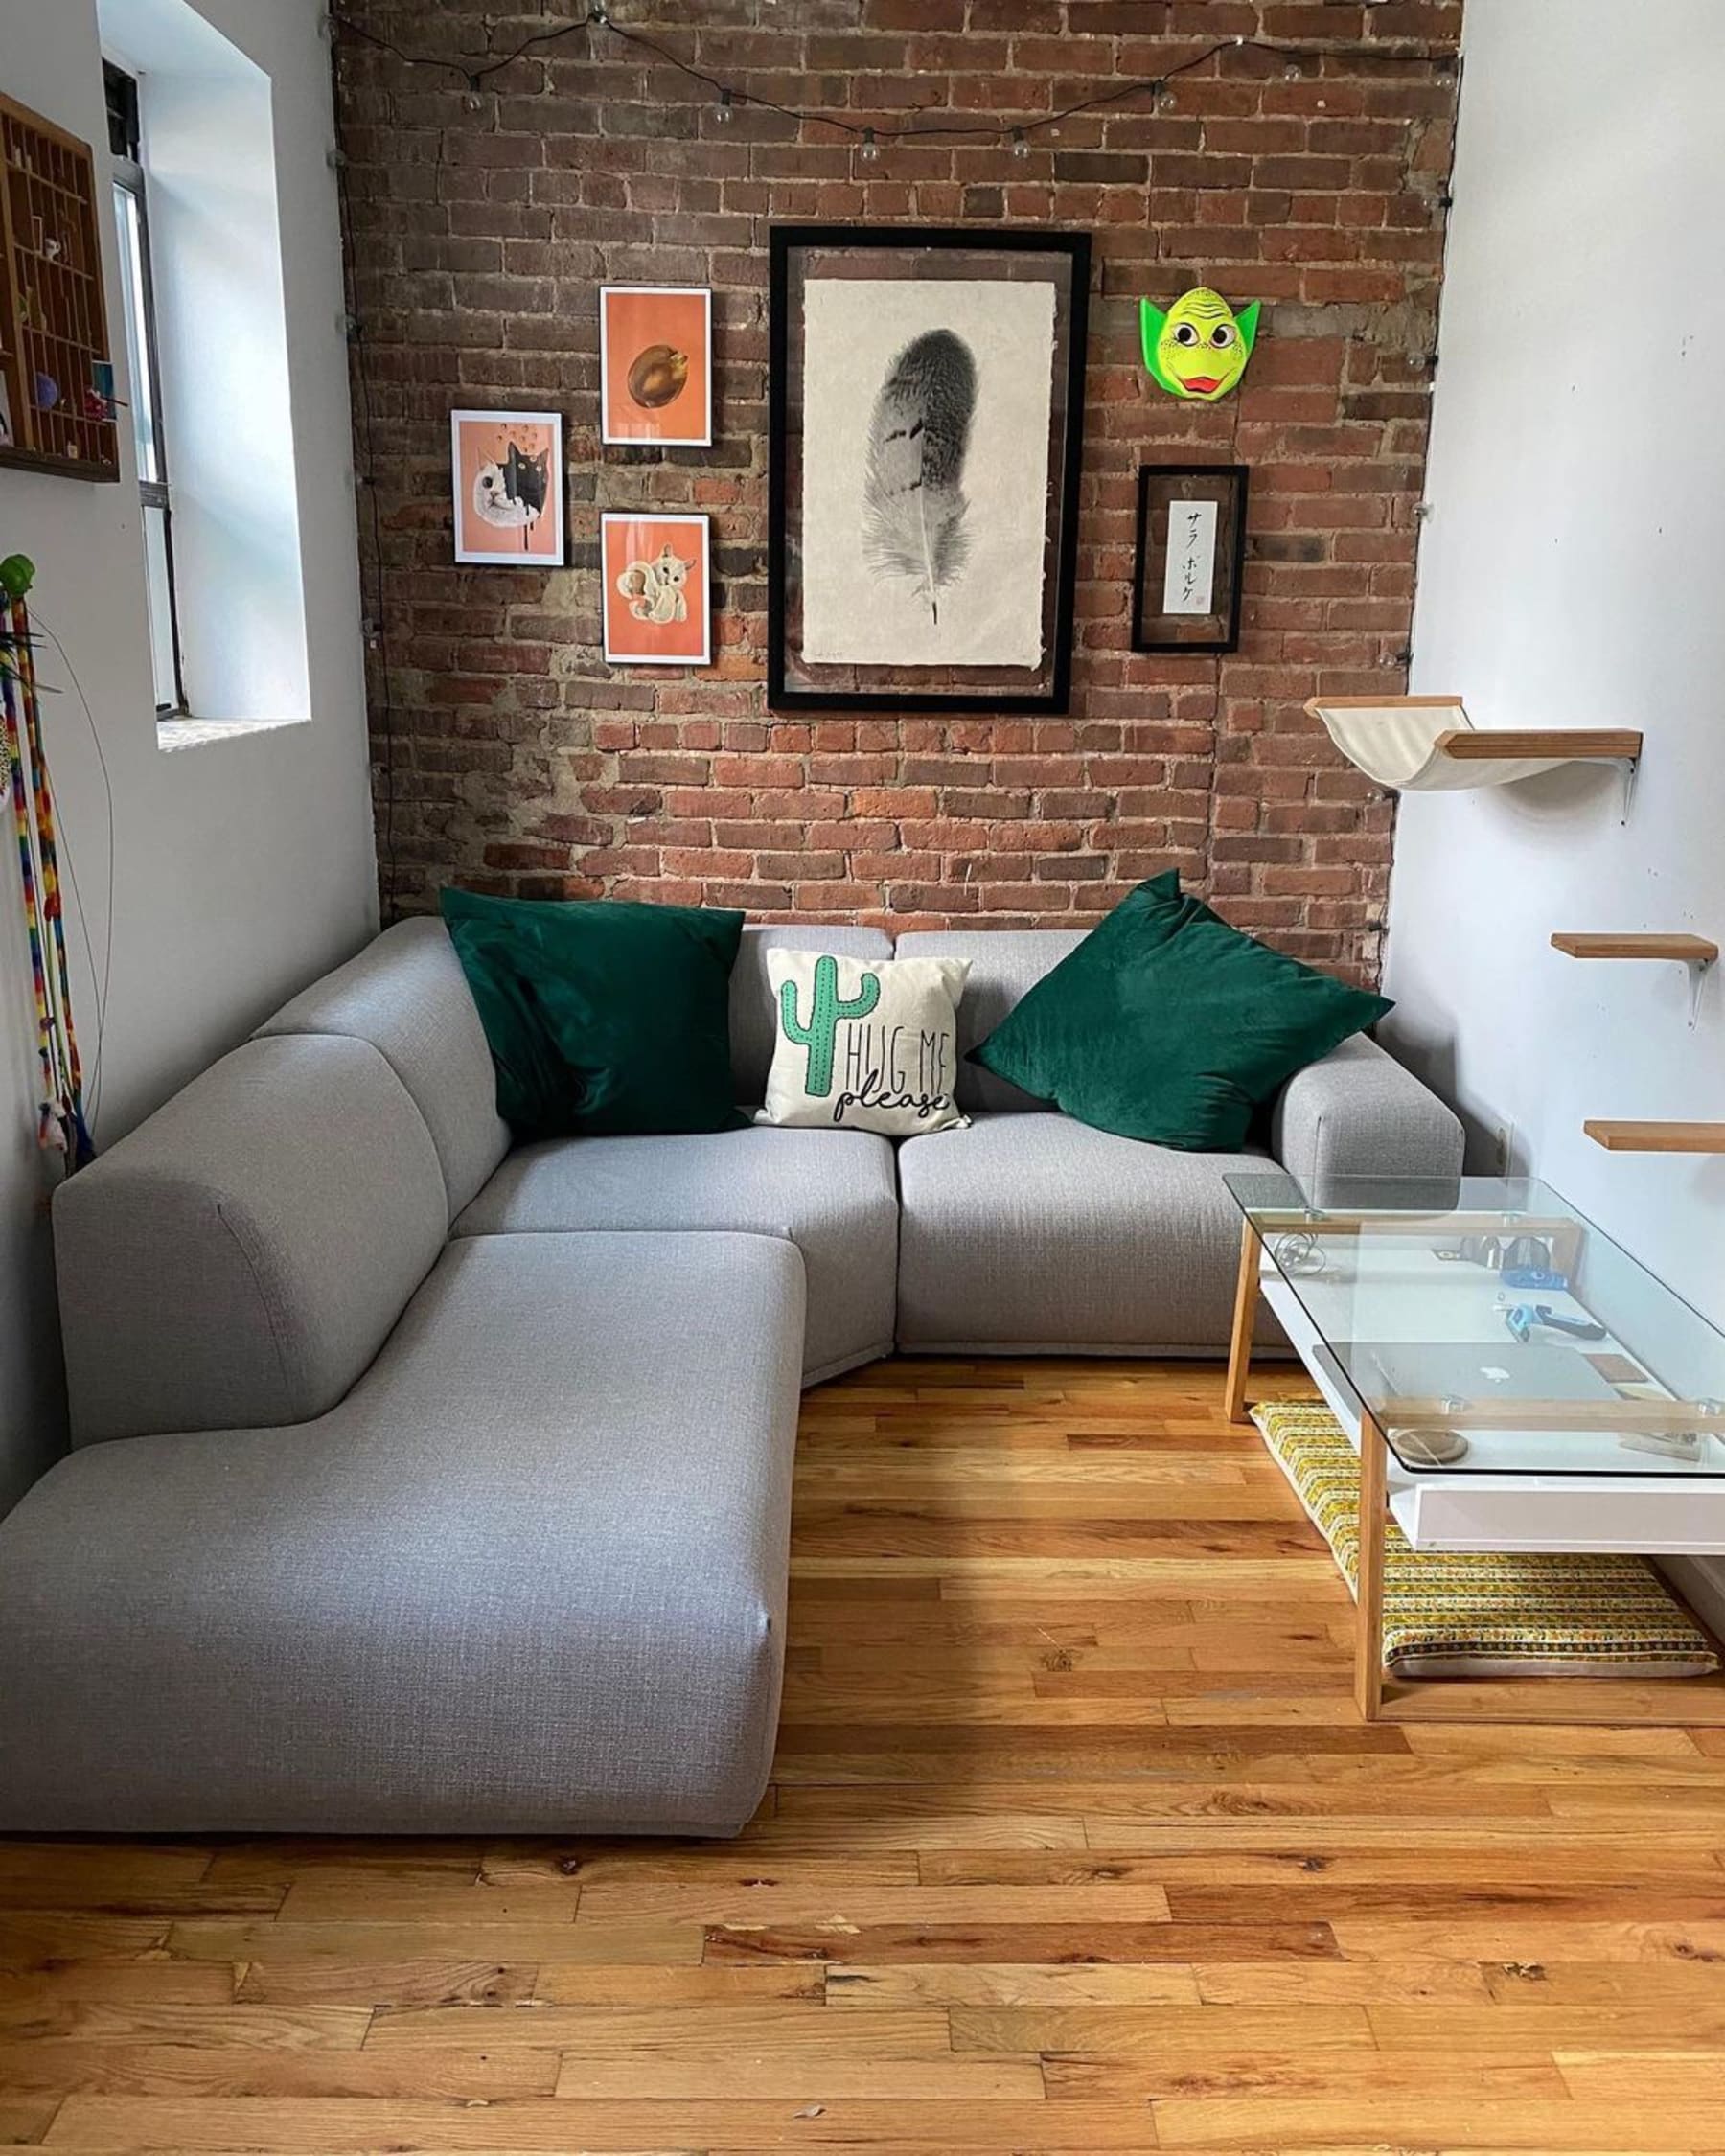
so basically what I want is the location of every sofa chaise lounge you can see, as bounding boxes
[0,918,1462,1833]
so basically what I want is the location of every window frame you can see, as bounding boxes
[105,61,187,718]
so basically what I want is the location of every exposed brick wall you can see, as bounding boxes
[334,0,1460,979]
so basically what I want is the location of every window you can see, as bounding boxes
[100,0,312,737]
[104,61,184,717]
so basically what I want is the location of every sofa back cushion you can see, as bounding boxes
[894,928,1090,1112]
[53,1035,448,1446]
[257,917,510,1218]
[730,925,893,1103]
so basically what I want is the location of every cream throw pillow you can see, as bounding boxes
[758,952,971,1136]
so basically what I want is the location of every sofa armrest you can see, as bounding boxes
[1270,1034,1463,1202]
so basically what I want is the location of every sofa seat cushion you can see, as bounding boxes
[0,1230,805,1836]
[455,1126,897,1385]
[896,1112,1279,1355]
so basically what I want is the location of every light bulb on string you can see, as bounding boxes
[859,126,879,161]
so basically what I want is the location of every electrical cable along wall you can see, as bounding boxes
[0,554,93,1172]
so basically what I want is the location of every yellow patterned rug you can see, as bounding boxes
[1251,1399,1719,1680]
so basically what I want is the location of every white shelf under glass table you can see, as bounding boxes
[1223,1170,1725,1727]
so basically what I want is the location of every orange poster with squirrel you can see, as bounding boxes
[600,287,712,447]
[601,513,711,667]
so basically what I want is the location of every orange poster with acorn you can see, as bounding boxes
[600,287,713,447]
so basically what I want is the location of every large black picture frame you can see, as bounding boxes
[769,225,1091,714]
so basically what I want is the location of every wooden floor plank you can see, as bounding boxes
[571,1882,1178,1924]
[824,1963,1203,2007]
[363,2003,954,2050]
[1149,2097,1725,2148]
[0,2003,369,2048]
[3,1355,1723,2154]
[0,2041,560,2099]
[948,2003,1376,2053]
[38,2093,1159,2147]
[0,2099,58,2146]
[1049,2051,1570,2101]
[162,1916,700,1964]
[702,1919,1339,1965]
[550,2051,1047,2100]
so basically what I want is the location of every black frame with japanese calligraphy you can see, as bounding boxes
[1132,463,1249,655]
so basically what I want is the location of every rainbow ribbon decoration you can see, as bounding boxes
[0,555,94,1170]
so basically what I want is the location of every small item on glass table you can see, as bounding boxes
[1502,1302,1608,1345]
[1269,1228,1325,1277]
[1451,1232,1567,1289]
[1587,1352,1649,1387]
[1389,1426,1470,1468]
[1622,1430,1706,1464]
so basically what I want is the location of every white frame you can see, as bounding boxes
[601,511,712,668]
[450,407,565,567]
[600,286,713,448]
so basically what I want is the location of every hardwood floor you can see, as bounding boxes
[4,1358,1725,2151]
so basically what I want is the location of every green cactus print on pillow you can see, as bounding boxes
[779,955,883,1097]
[759,951,971,1137]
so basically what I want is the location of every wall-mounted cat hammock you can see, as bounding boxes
[1305,696,1643,804]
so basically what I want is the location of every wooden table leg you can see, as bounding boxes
[1224,1218,1260,1427]
[1355,1409,1389,1722]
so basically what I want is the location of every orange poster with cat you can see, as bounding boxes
[601,287,712,447]
[602,513,711,667]
[450,410,564,565]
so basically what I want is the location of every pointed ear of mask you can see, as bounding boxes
[1235,300,1261,359]
[1139,299,1182,396]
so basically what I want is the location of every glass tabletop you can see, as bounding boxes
[1225,1171,1725,1479]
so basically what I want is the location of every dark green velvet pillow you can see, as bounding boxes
[969,870,1392,1152]
[439,887,745,1141]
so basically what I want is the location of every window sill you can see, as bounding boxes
[155,713,310,753]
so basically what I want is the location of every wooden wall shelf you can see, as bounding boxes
[1585,1122,1725,1155]
[0,92,121,483]
[1553,933,1718,963]
[1439,729,1643,764]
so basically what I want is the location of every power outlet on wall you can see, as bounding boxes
[1488,1121,1517,1177]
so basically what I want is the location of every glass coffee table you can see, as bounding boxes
[1224,1170,1725,1727]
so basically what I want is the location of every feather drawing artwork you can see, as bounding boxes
[862,328,977,628]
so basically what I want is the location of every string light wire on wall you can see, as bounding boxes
[329,9,1455,139]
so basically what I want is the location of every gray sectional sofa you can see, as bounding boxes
[0,918,1462,1834]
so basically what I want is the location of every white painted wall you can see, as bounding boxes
[0,0,376,1509]
[1384,0,1725,1329]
